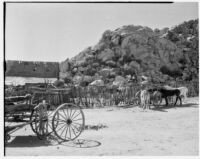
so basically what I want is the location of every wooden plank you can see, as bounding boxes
[5,95,31,103]
[5,104,34,113]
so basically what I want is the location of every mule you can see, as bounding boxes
[163,85,188,101]
[148,87,182,106]
[140,90,151,110]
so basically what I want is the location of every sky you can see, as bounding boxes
[5,2,198,62]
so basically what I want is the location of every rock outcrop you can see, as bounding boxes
[60,19,198,84]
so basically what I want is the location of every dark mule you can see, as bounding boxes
[148,87,182,106]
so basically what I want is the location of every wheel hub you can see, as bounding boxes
[66,119,72,125]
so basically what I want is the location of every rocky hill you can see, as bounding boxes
[60,19,198,85]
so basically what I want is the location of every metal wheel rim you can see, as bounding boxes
[52,103,85,142]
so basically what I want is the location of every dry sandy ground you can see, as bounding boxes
[5,97,199,156]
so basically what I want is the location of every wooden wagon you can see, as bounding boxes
[5,87,85,143]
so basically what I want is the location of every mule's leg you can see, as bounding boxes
[143,103,145,110]
[146,99,149,109]
[174,96,178,106]
[174,95,182,106]
[160,97,163,106]
[144,101,147,110]
[179,96,182,106]
[165,97,168,106]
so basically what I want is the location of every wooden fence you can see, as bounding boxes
[5,81,199,108]
[63,81,199,108]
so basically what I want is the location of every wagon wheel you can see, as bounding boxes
[30,103,55,140]
[52,103,85,142]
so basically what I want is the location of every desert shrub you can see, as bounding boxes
[63,76,73,84]
[160,66,182,78]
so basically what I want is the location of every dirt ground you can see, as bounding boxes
[5,97,199,156]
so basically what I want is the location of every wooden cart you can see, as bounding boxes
[5,88,85,143]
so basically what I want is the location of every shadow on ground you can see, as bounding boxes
[59,139,101,148]
[151,103,198,112]
[84,124,108,131]
[6,135,101,149]
[5,135,58,147]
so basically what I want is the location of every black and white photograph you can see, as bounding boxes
[3,1,199,156]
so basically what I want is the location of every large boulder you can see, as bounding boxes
[97,49,115,62]
[90,79,104,86]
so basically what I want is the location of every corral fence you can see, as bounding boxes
[68,85,142,108]
[5,81,199,108]
[65,81,199,108]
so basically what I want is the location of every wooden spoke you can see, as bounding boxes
[73,122,82,126]
[70,109,77,119]
[72,118,83,122]
[71,123,81,133]
[55,123,67,133]
[58,112,67,120]
[62,109,68,119]
[71,125,77,137]
[53,119,66,123]
[68,125,72,139]
[72,112,81,120]
[60,125,68,137]
[71,124,79,134]
[66,108,70,118]
[65,125,69,140]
